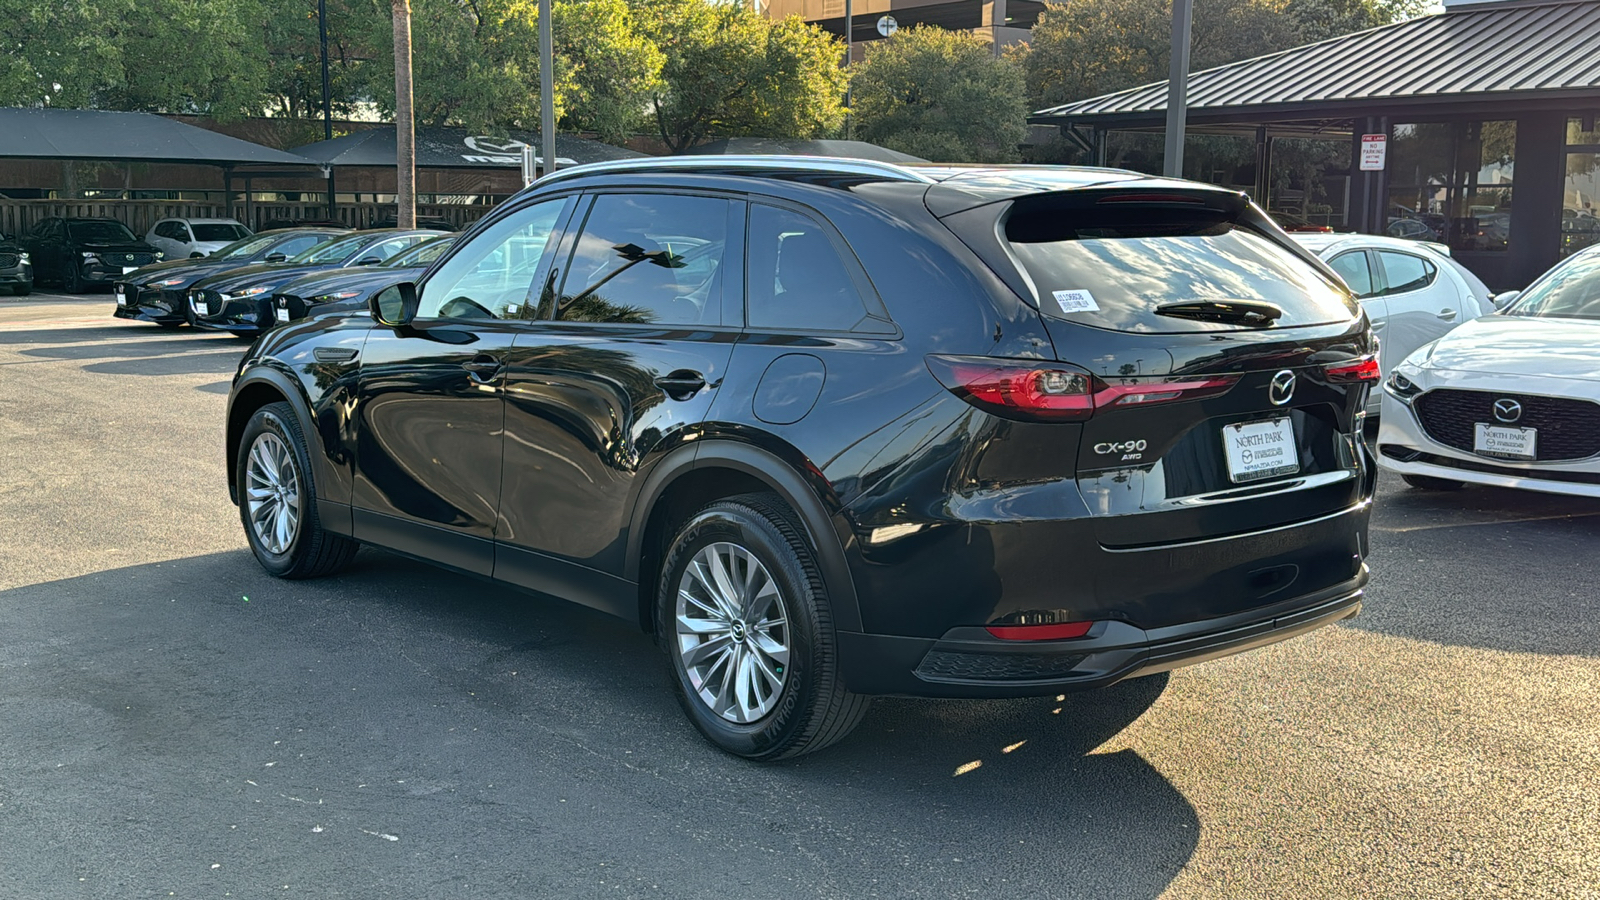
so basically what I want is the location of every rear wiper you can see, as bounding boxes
[1155,299,1283,326]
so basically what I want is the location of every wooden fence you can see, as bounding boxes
[0,199,495,238]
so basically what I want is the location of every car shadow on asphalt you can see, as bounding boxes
[1356,477,1600,656]
[3,547,1199,897]
[10,326,248,377]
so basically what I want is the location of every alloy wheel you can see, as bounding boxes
[244,432,301,555]
[675,541,791,724]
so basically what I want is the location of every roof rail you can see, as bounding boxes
[530,154,938,189]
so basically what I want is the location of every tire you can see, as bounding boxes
[11,284,29,296]
[236,401,359,579]
[658,493,869,760]
[64,264,83,294]
[1402,473,1466,491]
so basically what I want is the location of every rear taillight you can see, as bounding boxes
[1324,355,1380,383]
[926,355,1240,423]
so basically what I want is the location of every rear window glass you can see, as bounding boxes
[193,223,251,242]
[1005,204,1356,333]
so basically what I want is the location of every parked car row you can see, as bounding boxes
[112,227,449,336]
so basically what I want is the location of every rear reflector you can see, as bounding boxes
[1324,355,1381,383]
[926,355,1240,423]
[986,621,1094,641]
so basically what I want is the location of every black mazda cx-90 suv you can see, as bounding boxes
[225,157,1378,759]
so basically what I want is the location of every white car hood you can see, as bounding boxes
[1417,316,1600,382]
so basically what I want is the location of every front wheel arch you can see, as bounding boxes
[226,369,316,506]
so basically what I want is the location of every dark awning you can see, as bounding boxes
[1030,0,1600,127]
[689,138,927,163]
[0,108,316,166]
[292,126,645,169]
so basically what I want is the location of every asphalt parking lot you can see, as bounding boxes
[3,292,1597,899]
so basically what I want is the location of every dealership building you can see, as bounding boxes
[1029,0,1600,290]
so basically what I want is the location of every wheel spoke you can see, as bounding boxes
[676,611,728,635]
[752,630,789,666]
[687,559,736,620]
[679,588,724,621]
[681,634,734,668]
[705,549,742,618]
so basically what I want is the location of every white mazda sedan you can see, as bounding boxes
[1377,246,1600,498]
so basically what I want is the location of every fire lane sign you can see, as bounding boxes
[1360,134,1387,171]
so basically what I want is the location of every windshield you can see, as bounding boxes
[193,223,251,242]
[68,221,138,243]
[292,234,367,264]
[1506,251,1600,320]
[218,235,278,259]
[385,236,456,268]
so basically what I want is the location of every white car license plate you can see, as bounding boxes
[274,305,290,324]
[1222,417,1300,483]
[122,266,138,274]
[115,287,128,307]
[1474,423,1537,460]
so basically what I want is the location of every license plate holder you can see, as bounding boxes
[1222,417,1300,483]
[115,287,128,307]
[122,266,138,274]
[1473,423,1537,460]
[274,305,290,324]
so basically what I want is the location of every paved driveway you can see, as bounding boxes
[2,299,1596,899]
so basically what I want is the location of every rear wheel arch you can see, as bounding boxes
[628,440,863,636]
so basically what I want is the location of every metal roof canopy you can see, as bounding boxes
[1030,0,1600,128]
[0,108,316,166]
[291,126,644,169]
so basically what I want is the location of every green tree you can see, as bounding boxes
[554,0,664,143]
[633,0,846,152]
[850,26,1028,163]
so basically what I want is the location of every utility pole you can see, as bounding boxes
[319,0,332,141]
[1163,0,1192,178]
[843,0,853,140]
[539,0,556,178]
[392,0,416,228]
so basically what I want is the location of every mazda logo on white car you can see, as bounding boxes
[1269,370,1296,406]
[1493,398,1523,423]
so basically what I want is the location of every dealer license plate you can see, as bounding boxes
[1474,423,1536,460]
[274,305,290,324]
[192,298,210,317]
[114,287,128,307]
[1222,417,1300,483]
[122,266,138,274]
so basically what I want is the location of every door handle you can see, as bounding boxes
[1437,308,1457,321]
[462,354,504,382]
[313,346,359,362]
[655,370,707,400]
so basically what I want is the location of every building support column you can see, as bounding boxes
[1511,111,1566,288]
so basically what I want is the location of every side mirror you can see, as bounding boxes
[356,256,383,266]
[265,252,288,263]
[190,252,205,258]
[372,282,419,327]
[1491,290,1520,310]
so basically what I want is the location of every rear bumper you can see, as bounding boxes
[838,570,1366,698]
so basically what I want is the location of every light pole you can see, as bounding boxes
[1163,0,1192,178]
[539,0,556,179]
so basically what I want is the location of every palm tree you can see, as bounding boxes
[392,0,416,229]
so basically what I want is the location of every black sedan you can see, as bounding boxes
[191,229,442,338]
[0,232,31,295]
[113,228,348,328]
[21,217,164,292]
[270,235,457,325]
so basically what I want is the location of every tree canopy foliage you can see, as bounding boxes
[851,26,1027,163]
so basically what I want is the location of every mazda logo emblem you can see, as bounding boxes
[1493,398,1523,423]
[1268,370,1296,406]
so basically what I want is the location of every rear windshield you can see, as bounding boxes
[68,220,137,243]
[193,223,251,242]
[1005,203,1356,333]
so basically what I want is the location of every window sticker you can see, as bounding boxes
[1053,289,1100,313]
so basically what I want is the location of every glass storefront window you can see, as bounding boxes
[1386,121,1514,253]
[1563,119,1600,258]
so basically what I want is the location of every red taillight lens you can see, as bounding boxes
[926,356,1097,421]
[985,621,1094,640]
[926,355,1240,422]
[1325,355,1380,383]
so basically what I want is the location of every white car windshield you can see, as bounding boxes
[1507,252,1600,320]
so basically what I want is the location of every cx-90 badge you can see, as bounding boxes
[1269,370,1297,406]
[1094,439,1149,461]
[1493,398,1523,423]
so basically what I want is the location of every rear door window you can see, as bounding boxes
[1376,250,1437,295]
[746,204,874,332]
[1003,199,1356,333]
